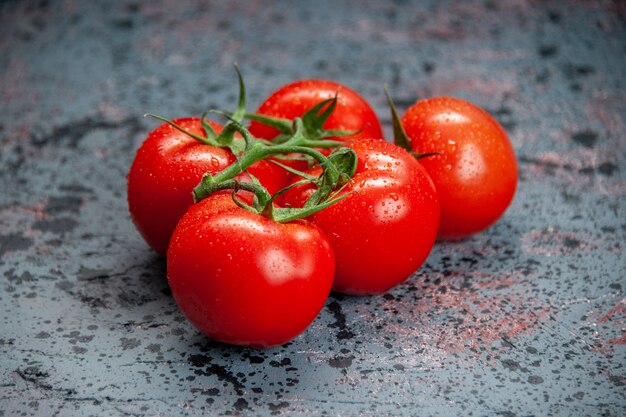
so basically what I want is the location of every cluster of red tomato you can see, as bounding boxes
[127,75,517,348]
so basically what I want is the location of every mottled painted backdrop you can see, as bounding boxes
[1,1,624,416]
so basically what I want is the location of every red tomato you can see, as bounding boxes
[282,140,440,295]
[127,118,291,255]
[400,97,517,238]
[127,118,234,255]
[167,194,335,347]
[249,79,384,142]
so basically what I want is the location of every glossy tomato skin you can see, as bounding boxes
[249,79,384,142]
[401,97,518,238]
[283,140,440,295]
[127,118,291,255]
[167,194,335,347]
[127,118,235,255]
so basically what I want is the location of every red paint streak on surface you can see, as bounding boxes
[370,272,551,355]
[0,201,46,222]
[0,201,46,255]
[608,334,626,345]
[598,301,626,324]
[590,299,626,353]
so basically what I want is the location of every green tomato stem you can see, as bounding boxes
[193,134,339,202]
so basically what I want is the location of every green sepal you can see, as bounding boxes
[208,114,256,153]
[266,160,317,181]
[412,151,441,160]
[144,113,217,146]
[215,122,239,148]
[243,94,357,143]
[271,178,315,202]
[300,95,358,141]
[244,171,263,209]
[270,151,313,165]
[227,137,247,158]
[301,96,337,137]
[316,129,357,140]
[211,65,248,148]
[385,86,443,161]
[327,147,358,183]
[231,64,246,123]
[384,85,413,153]
[305,147,357,208]
[200,112,218,142]
[244,112,293,134]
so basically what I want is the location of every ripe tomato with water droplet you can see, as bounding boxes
[127,117,290,255]
[282,139,440,295]
[167,194,334,347]
[401,97,517,238]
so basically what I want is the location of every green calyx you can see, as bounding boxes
[145,65,359,223]
[243,93,356,145]
[385,86,441,160]
[222,177,350,224]
[302,147,357,208]
[191,118,357,223]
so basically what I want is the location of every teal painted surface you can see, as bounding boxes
[1,1,624,415]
